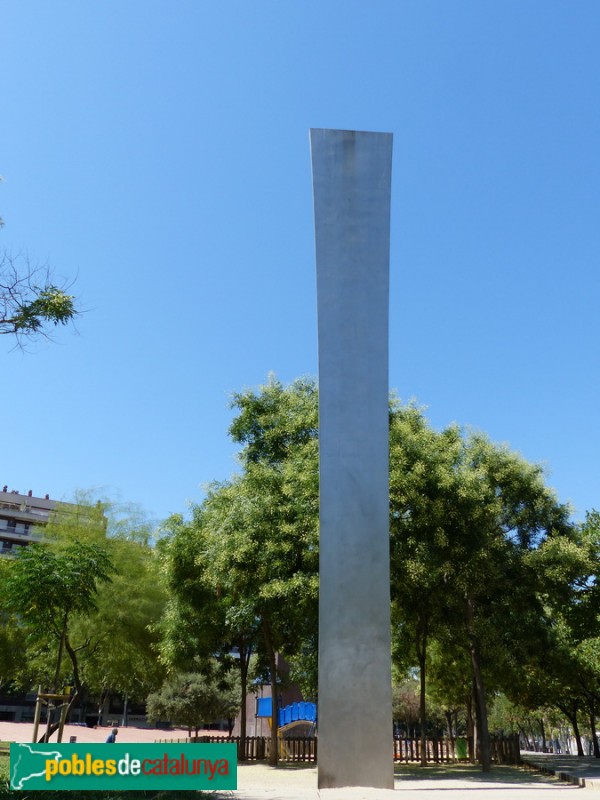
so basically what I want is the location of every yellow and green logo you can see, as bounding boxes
[10,742,237,791]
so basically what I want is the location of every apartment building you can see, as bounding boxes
[0,486,58,556]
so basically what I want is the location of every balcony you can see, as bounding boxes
[0,523,42,542]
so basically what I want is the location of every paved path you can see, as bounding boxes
[522,751,600,790]
[0,719,205,744]
[213,761,593,799]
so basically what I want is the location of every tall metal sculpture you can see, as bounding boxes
[310,128,394,789]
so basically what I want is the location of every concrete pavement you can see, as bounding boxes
[522,751,600,790]
[213,761,593,799]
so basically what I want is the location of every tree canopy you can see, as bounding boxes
[146,670,239,736]
[2,539,114,739]
[0,495,168,738]
[157,377,598,767]
[389,402,576,768]
[159,376,319,763]
[2,375,597,763]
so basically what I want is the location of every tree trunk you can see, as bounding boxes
[467,597,491,771]
[472,681,479,762]
[558,704,584,756]
[237,638,252,761]
[40,633,83,742]
[63,634,83,701]
[445,710,453,739]
[52,622,67,692]
[539,717,547,752]
[528,720,537,751]
[416,614,429,766]
[517,723,531,751]
[567,714,584,756]
[589,700,600,758]
[261,618,279,766]
[572,717,585,756]
[466,692,476,762]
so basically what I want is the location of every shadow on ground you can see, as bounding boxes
[394,764,563,786]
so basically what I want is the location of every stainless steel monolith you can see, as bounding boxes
[310,128,394,790]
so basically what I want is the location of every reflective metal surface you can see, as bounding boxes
[311,128,394,790]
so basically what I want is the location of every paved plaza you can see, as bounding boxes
[0,720,195,745]
[212,758,599,800]
[2,723,599,798]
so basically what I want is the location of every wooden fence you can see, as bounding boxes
[394,736,456,763]
[155,735,316,762]
[156,733,519,765]
[393,734,520,765]
[489,734,521,764]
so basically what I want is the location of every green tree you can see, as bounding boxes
[157,511,257,757]
[159,377,319,765]
[222,376,319,763]
[389,405,574,770]
[512,512,600,756]
[0,252,78,345]
[1,495,168,730]
[73,532,168,710]
[46,497,169,716]
[155,378,584,771]
[436,433,572,769]
[193,467,318,764]
[389,403,462,763]
[0,558,26,690]
[3,541,114,739]
[146,671,239,736]
[569,512,600,757]
[392,675,420,737]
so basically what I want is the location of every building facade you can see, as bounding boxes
[0,486,58,556]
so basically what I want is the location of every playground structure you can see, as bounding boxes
[256,699,317,757]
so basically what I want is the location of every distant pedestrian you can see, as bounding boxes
[105,728,118,743]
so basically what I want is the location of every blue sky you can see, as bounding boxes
[2,1,599,525]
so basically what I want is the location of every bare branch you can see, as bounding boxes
[0,250,79,349]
